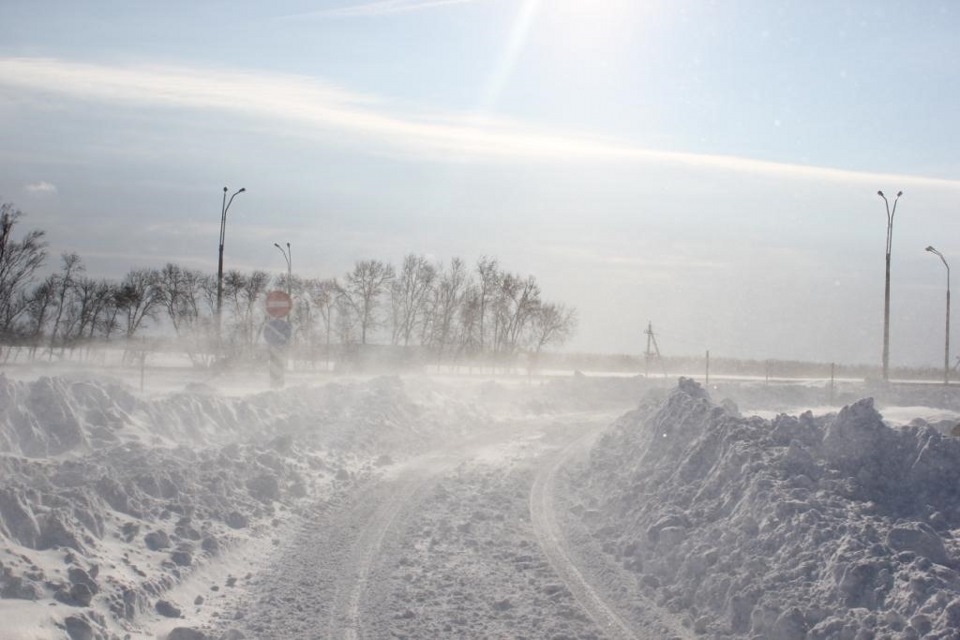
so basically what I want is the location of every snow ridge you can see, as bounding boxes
[0,374,483,639]
[573,378,960,639]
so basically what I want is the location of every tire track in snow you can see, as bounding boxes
[339,418,592,638]
[334,422,528,639]
[530,426,695,640]
[213,458,451,640]
[334,457,449,639]
[530,428,639,640]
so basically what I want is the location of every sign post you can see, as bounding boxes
[264,290,293,388]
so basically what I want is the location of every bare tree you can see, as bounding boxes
[94,281,122,339]
[390,254,436,346]
[156,263,215,363]
[335,293,357,345]
[23,276,56,357]
[456,284,481,359]
[425,257,468,361]
[116,268,162,338]
[342,260,395,345]
[199,271,219,317]
[529,302,578,353]
[0,202,47,336]
[68,277,118,355]
[306,278,340,361]
[493,273,541,355]
[68,277,101,342]
[223,269,270,351]
[475,256,498,354]
[48,252,84,351]
[157,263,202,334]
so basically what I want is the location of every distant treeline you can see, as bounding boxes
[0,201,577,366]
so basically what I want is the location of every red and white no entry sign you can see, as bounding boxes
[265,290,293,318]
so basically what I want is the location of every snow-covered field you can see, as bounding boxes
[1,368,959,639]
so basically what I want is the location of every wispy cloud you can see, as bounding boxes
[0,57,958,190]
[283,0,479,19]
[24,181,58,194]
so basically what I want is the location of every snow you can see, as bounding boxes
[0,372,483,638]
[567,378,960,638]
[1,369,959,639]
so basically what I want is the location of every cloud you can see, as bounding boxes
[1,57,959,191]
[283,0,480,19]
[24,181,58,194]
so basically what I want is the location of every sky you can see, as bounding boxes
[1,0,959,367]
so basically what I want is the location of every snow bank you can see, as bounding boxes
[0,374,473,456]
[572,378,960,638]
[0,373,484,639]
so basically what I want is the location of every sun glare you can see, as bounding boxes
[548,0,650,42]
[479,0,541,112]
[480,0,653,113]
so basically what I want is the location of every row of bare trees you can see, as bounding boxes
[0,201,577,365]
[283,255,577,361]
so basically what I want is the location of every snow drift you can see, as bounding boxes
[573,378,960,639]
[0,373,483,639]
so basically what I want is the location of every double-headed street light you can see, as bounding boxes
[925,245,951,385]
[878,189,902,381]
[216,186,246,349]
[274,242,292,294]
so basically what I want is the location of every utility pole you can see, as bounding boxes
[644,321,667,378]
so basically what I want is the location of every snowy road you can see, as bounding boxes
[210,456,453,638]
[210,412,690,639]
[531,430,695,640]
[333,463,439,640]
[529,428,639,640]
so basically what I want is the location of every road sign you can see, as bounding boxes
[265,290,292,318]
[263,318,292,347]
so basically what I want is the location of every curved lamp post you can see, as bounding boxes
[926,245,951,385]
[878,189,902,381]
[216,186,246,351]
[274,242,292,295]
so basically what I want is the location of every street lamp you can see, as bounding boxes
[216,186,246,351]
[925,245,951,385]
[274,242,292,294]
[878,189,902,381]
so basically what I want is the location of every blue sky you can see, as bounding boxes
[1,0,959,366]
